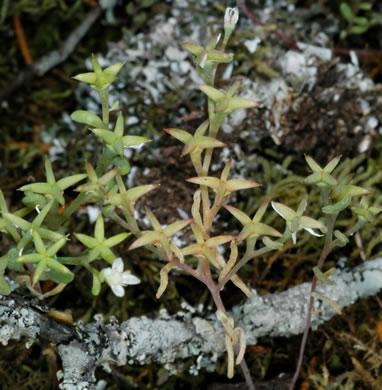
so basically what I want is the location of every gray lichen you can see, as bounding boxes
[2,258,382,389]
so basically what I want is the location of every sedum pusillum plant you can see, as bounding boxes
[0,6,381,389]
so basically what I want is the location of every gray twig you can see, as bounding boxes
[0,6,102,102]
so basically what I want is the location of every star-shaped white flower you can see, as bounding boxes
[102,258,140,297]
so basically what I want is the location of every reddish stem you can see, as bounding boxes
[288,241,332,390]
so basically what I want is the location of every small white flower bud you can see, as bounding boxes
[224,7,239,29]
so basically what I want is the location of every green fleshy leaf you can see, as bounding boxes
[224,205,251,226]
[262,236,284,250]
[19,183,52,194]
[92,273,101,296]
[75,233,97,248]
[122,135,151,147]
[0,255,10,295]
[72,72,97,84]
[340,2,353,22]
[112,156,131,175]
[44,265,74,284]
[322,195,352,214]
[181,42,204,56]
[91,129,116,144]
[104,232,130,247]
[57,174,87,191]
[71,110,106,129]
[33,261,47,285]
[334,230,349,247]
[8,248,22,271]
[104,62,125,76]
[313,266,335,285]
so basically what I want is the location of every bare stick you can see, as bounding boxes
[0,6,102,102]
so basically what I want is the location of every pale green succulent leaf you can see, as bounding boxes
[57,174,87,191]
[91,129,116,144]
[33,199,53,226]
[5,213,30,231]
[322,172,338,186]
[164,128,192,144]
[115,114,124,138]
[227,81,241,97]
[104,232,130,248]
[112,157,130,175]
[45,265,74,284]
[33,261,47,286]
[72,72,97,84]
[92,273,102,296]
[126,184,159,203]
[262,236,284,250]
[129,231,161,250]
[193,136,225,151]
[194,120,209,136]
[122,135,151,147]
[186,176,220,189]
[271,202,296,221]
[71,110,106,129]
[88,247,101,262]
[17,253,41,263]
[207,49,233,63]
[98,168,118,186]
[253,199,270,222]
[225,179,261,193]
[39,227,64,241]
[46,237,67,257]
[104,62,125,76]
[164,218,193,237]
[323,155,341,173]
[51,186,65,206]
[221,159,232,181]
[304,154,322,172]
[313,266,335,285]
[334,229,349,247]
[198,85,225,102]
[181,42,204,56]
[113,138,124,156]
[224,205,251,226]
[99,247,116,263]
[75,233,97,248]
[300,216,326,230]
[94,215,105,242]
[33,230,46,253]
[304,172,321,184]
[206,235,234,247]
[296,198,307,216]
[322,194,352,214]
[19,183,51,194]
[227,97,257,112]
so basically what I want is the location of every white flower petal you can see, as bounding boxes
[200,53,207,69]
[304,227,324,237]
[121,272,140,286]
[102,268,112,278]
[112,257,124,272]
[111,284,125,297]
[224,7,239,28]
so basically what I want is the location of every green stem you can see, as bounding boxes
[99,87,109,127]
